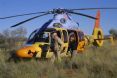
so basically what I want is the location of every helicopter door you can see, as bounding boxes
[77,31,85,52]
[61,30,69,55]
[68,30,78,51]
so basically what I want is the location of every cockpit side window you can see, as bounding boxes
[27,30,37,44]
[63,30,68,43]
[57,31,61,38]
[78,32,84,41]
[34,32,49,43]
[28,31,36,40]
[27,30,49,44]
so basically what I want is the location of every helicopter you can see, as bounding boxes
[0,8,116,60]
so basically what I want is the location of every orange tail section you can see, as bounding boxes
[92,10,104,47]
[85,10,114,47]
[94,10,100,28]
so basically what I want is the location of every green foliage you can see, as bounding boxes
[0,27,27,50]
[109,29,117,39]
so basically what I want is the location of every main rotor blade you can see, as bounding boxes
[70,12,97,20]
[0,12,46,19]
[11,13,49,28]
[34,20,53,38]
[71,7,117,11]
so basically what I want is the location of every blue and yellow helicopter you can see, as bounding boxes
[0,8,116,60]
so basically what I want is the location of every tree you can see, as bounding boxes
[109,29,117,40]
[11,27,27,38]
[0,33,5,44]
[0,27,27,50]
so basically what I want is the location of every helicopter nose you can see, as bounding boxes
[16,46,38,58]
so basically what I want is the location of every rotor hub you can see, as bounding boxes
[50,8,70,14]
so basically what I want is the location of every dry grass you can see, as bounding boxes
[0,42,117,78]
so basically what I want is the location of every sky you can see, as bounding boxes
[0,0,117,36]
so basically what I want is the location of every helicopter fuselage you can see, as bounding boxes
[16,27,85,59]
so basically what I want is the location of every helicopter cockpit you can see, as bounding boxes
[27,30,49,44]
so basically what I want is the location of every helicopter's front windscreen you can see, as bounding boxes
[27,30,49,44]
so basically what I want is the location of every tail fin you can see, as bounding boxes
[86,10,114,47]
[94,10,100,28]
[92,10,104,47]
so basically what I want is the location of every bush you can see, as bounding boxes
[0,43,117,78]
[109,29,117,40]
[0,27,27,51]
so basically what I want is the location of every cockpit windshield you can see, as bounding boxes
[27,30,49,44]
